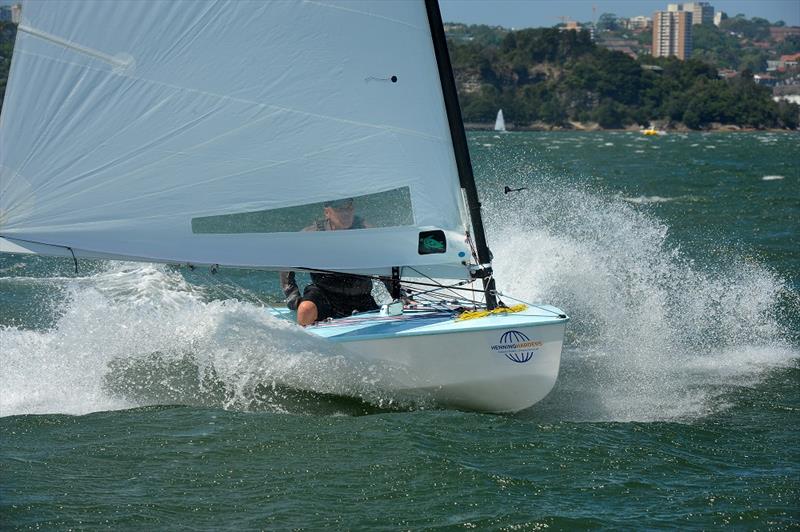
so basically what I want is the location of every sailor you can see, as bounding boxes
[280,198,384,326]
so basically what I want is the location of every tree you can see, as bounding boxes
[596,13,619,32]
[593,100,626,128]
[682,109,701,129]
[692,24,742,69]
[776,101,799,129]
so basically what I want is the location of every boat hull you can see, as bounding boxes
[276,307,568,413]
[335,319,565,413]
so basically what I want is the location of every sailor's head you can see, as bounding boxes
[323,198,355,229]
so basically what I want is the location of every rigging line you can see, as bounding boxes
[290,266,486,297]
[493,290,565,317]
[411,292,470,311]
[405,265,473,303]
[189,266,291,320]
[66,247,78,274]
[406,287,448,303]
[414,294,473,311]
[464,233,480,305]
[404,278,473,300]
[404,278,470,301]
[412,287,478,308]
[466,230,479,264]
[0,234,79,273]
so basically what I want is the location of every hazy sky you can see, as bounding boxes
[439,1,800,29]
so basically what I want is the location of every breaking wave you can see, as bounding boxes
[0,263,422,417]
[484,178,798,421]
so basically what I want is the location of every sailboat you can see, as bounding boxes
[0,0,567,412]
[494,109,507,132]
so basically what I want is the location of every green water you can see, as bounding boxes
[2,132,798,528]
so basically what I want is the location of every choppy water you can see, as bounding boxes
[1,131,798,528]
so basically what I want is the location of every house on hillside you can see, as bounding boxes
[754,73,777,86]
[781,54,800,70]
[770,27,800,42]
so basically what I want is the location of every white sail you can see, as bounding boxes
[0,0,473,278]
[494,109,506,132]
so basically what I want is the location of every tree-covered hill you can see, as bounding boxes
[448,25,798,130]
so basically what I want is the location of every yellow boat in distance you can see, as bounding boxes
[642,127,666,136]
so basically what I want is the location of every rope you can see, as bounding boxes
[456,303,527,321]
[188,265,293,322]
[1,235,79,273]
[493,290,567,318]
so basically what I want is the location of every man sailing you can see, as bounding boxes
[280,198,385,326]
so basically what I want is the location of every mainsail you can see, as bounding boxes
[0,0,485,280]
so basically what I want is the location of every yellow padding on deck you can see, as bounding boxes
[456,304,527,321]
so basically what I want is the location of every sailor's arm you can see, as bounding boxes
[280,270,301,310]
[280,222,321,310]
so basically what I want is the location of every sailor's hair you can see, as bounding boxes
[324,198,354,209]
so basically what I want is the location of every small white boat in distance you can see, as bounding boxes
[494,109,507,132]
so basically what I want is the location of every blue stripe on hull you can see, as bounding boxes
[271,307,569,343]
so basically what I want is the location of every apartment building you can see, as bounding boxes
[668,2,714,25]
[653,10,693,60]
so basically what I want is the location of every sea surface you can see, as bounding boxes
[1,131,798,529]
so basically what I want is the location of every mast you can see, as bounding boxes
[424,0,498,309]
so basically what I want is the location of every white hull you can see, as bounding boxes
[336,321,564,413]
[291,307,568,413]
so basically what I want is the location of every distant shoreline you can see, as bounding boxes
[465,122,799,133]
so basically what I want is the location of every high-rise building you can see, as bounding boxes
[668,2,714,25]
[3,3,22,24]
[653,10,693,60]
[11,3,22,24]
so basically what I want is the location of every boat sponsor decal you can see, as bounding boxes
[491,330,542,363]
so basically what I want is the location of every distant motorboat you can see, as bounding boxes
[642,126,666,136]
[494,109,506,132]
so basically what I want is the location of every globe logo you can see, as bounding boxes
[497,330,536,363]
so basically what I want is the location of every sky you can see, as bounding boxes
[439,0,800,29]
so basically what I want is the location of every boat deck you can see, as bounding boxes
[271,305,568,343]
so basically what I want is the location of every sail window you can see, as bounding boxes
[418,230,446,254]
[191,187,413,234]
